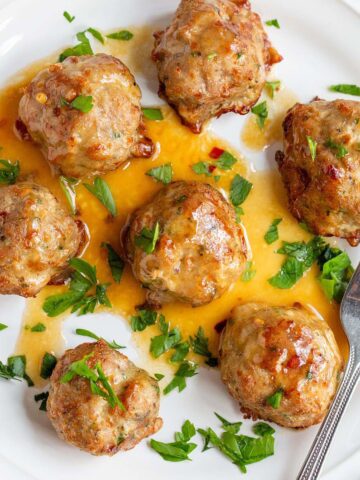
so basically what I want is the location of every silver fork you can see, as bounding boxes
[297,262,360,480]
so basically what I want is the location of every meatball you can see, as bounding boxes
[219,303,342,428]
[47,340,162,455]
[152,0,282,133]
[18,54,154,178]
[0,183,83,297]
[124,181,248,307]
[276,99,360,246]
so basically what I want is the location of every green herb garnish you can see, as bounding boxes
[84,177,117,216]
[61,95,93,113]
[154,373,165,381]
[40,352,57,379]
[0,160,19,185]
[306,136,317,161]
[329,84,360,96]
[34,391,49,411]
[266,389,283,409]
[192,161,212,177]
[142,107,163,120]
[31,323,46,333]
[87,27,105,44]
[75,328,125,349]
[253,422,275,437]
[0,323,8,331]
[135,222,160,254]
[266,80,281,98]
[207,52,217,60]
[146,163,173,184]
[241,261,256,282]
[163,360,198,394]
[265,19,280,28]
[170,341,190,363]
[324,139,348,158]
[59,31,94,62]
[59,176,78,215]
[150,315,181,358]
[150,420,197,462]
[264,218,282,244]
[189,327,218,367]
[101,242,124,283]
[63,11,75,23]
[318,246,354,302]
[216,151,237,171]
[230,174,253,207]
[214,412,242,434]
[251,101,268,129]
[106,30,133,41]
[131,309,158,332]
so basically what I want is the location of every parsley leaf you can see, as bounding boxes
[59,31,93,62]
[266,80,281,98]
[329,84,360,96]
[62,95,93,113]
[241,261,256,282]
[324,139,348,158]
[0,355,32,385]
[230,174,253,207]
[264,218,282,244]
[40,352,57,379]
[251,101,268,129]
[216,151,237,171]
[84,177,117,216]
[253,422,275,437]
[101,242,124,283]
[0,159,20,185]
[214,412,242,434]
[63,11,75,23]
[190,327,218,367]
[266,389,283,408]
[265,19,280,28]
[306,136,317,161]
[154,373,165,381]
[170,341,190,363]
[163,361,198,394]
[106,30,134,41]
[135,222,160,254]
[150,316,181,358]
[0,323,8,331]
[146,163,173,184]
[150,420,197,462]
[59,176,78,214]
[87,27,105,44]
[317,246,353,302]
[30,323,46,332]
[34,391,49,411]
[192,161,212,177]
[142,107,163,120]
[131,309,158,332]
[75,328,125,349]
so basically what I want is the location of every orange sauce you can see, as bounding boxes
[0,29,346,385]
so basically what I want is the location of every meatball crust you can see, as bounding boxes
[0,183,83,297]
[277,99,360,246]
[47,340,162,455]
[18,54,154,178]
[152,0,282,133]
[124,181,248,307]
[219,303,342,428]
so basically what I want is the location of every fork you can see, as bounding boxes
[297,262,360,480]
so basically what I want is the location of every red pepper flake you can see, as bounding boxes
[209,147,224,159]
[325,164,341,180]
[208,164,216,173]
[287,355,300,369]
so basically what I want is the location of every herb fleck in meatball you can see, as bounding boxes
[124,181,248,307]
[152,0,282,133]
[18,54,154,178]
[219,303,342,428]
[47,340,162,455]
[277,99,360,246]
[0,183,84,297]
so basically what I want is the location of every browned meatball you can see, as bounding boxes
[18,54,154,178]
[47,340,162,455]
[219,303,342,428]
[124,181,248,307]
[277,99,360,246]
[0,183,83,297]
[152,0,282,133]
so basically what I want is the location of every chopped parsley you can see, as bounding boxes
[265,19,280,28]
[266,389,283,409]
[60,352,125,410]
[230,174,253,207]
[61,95,93,113]
[251,101,268,129]
[266,80,281,98]
[30,323,46,333]
[189,327,218,367]
[150,315,181,358]
[101,242,124,283]
[0,323,8,331]
[63,11,75,23]
[154,373,165,381]
[84,177,117,216]
[207,52,217,60]
[59,31,93,62]
[264,218,282,244]
[106,30,134,41]
[253,422,275,437]
[59,176,78,215]
[131,309,158,332]
[0,159,20,185]
[135,222,160,254]
[241,261,256,282]
[0,355,33,386]
[146,163,173,184]
[75,328,125,349]
[150,420,197,462]
[324,139,348,158]
[170,341,190,363]
[40,352,57,379]
[43,257,111,317]
[329,84,360,96]
[163,360,198,394]
[192,161,213,177]
[306,136,317,161]
[216,151,237,171]
[214,413,242,434]
[34,391,49,411]
[317,246,354,302]
[142,107,163,121]
[87,27,105,44]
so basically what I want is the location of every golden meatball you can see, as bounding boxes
[47,340,162,455]
[18,54,154,178]
[277,99,360,246]
[0,183,83,297]
[123,181,248,307]
[219,303,342,428]
[152,0,282,133]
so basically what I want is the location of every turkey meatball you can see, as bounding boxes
[123,181,248,307]
[18,54,154,178]
[277,99,360,246]
[219,303,342,428]
[152,0,282,133]
[0,183,83,297]
[47,340,162,455]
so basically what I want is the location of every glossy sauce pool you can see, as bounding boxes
[0,26,347,385]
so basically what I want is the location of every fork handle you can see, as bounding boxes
[297,346,360,480]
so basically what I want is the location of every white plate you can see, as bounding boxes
[0,1,359,479]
